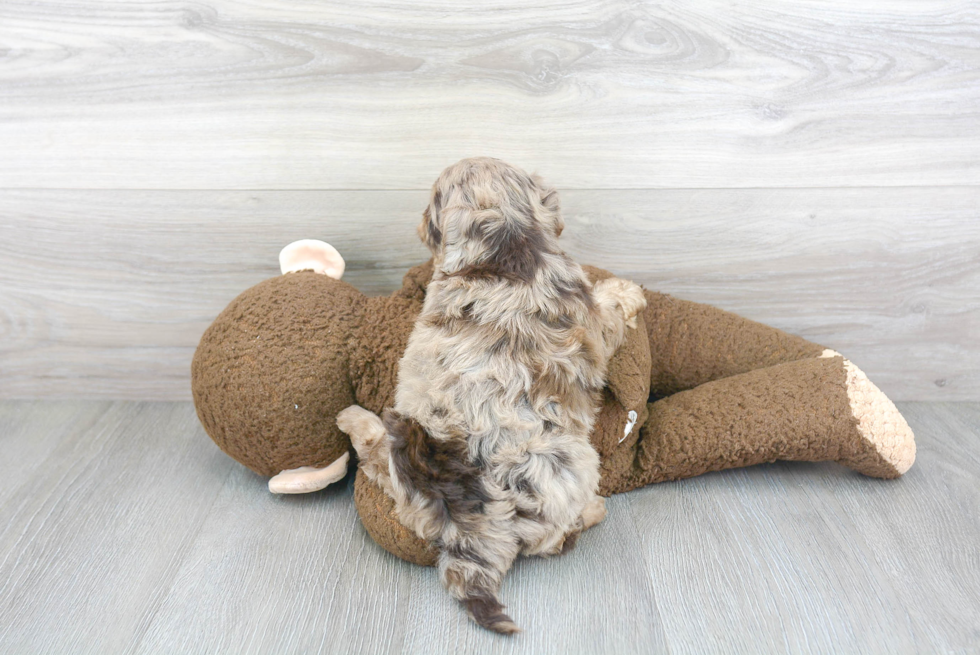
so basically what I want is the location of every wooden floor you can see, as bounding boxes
[1,401,978,654]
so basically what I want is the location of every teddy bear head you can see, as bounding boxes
[191,241,366,491]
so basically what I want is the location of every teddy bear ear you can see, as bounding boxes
[279,239,346,279]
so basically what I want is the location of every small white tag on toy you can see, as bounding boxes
[619,410,638,444]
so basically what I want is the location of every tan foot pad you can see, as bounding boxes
[822,350,916,476]
[268,452,350,494]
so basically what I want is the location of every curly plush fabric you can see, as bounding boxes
[192,272,360,476]
[354,468,439,566]
[192,260,914,568]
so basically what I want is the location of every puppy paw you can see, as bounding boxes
[619,281,647,328]
[336,405,386,455]
[557,527,583,556]
[595,278,647,328]
[581,497,607,529]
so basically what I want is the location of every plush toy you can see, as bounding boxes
[192,240,915,567]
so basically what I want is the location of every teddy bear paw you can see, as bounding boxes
[268,452,350,494]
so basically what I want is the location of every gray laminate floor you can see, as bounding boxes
[1,401,978,654]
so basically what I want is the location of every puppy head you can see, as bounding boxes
[419,157,564,282]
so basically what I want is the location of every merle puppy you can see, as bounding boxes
[337,157,646,633]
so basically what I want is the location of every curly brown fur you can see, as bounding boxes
[337,157,645,634]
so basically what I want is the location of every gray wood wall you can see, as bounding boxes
[1,0,978,401]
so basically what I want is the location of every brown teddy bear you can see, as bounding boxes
[192,240,915,566]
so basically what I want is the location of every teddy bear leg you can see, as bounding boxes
[642,290,827,395]
[606,355,915,494]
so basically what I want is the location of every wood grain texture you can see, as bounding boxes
[627,401,980,655]
[0,402,236,653]
[1,400,978,653]
[805,402,980,653]
[0,401,113,505]
[628,465,919,653]
[132,465,417,655]
[0,0,978,189]
[2,187,977,400]
[397,496,669,654]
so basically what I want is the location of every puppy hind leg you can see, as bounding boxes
[336,405,392,492]
[554,497,606,556]
[581,495,607,530]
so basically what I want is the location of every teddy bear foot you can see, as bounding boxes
[822,350,916,478]
[268,451,350,494]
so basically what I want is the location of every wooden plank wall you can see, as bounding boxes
[1,0,978,400]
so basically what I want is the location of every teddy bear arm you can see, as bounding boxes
[603,354,915,495]
[643,290,827,397]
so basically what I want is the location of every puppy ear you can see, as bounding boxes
[418,190,443,253]
[532,174,564,238]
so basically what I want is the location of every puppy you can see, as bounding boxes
[337,157,646,634]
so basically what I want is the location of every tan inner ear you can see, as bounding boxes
[279,239,346,279]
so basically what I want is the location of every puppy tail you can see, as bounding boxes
[441,551,520,635]
[463,591,520,635]
[384,409,521,634]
